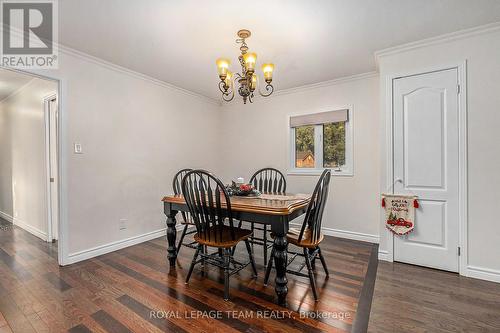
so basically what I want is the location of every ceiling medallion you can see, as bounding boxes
[216,29,275,104]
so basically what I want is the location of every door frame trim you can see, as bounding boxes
[43,93,57,243]
[383,61,468,276]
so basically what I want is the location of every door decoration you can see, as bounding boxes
[381,194,419,235]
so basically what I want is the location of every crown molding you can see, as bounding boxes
[57,44,221,106]
[272,71,379,98]
[0,76,35,104]
[2,27,220,105]
[374,21,500,63]
[219,71,378,108]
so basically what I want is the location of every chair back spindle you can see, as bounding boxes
[181,170,236,244]
[250,167,287,194]
[173,168,193,223]
[173,168,192,195]
[298,169,331,244]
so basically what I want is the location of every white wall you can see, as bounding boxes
[0,78,57,239]
[377,27,500,279]
[11,24,500,285]
[218,74,380,241]
[26,48,221,264]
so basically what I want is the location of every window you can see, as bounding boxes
[323,122,345,168]
[294,125,315,168]
[289,108,353,175]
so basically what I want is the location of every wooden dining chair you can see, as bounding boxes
[248,168,287,265]
[264,169,331,301]
[182,170,257,301]
[173,168,197,256]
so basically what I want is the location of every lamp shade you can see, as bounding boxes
[224,71,233,87]
[243,52,257,72]
[250,73,257,90]
[262,63,274,81]
[216,58,230,77]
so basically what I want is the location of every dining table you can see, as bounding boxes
[162,192,311,306]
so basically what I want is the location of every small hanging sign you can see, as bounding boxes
[381,194,419,235]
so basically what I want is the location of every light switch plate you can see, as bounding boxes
[74,143,83,154]
[119,219,127,230]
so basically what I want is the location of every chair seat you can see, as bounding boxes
[194,226,252,248]
[271,227,324,248]
[180,219,195,225]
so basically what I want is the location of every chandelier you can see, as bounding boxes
[216,29,275,104]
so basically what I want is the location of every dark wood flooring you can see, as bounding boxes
[0,219,377,333]
[368,261,500,332]
[2,217,500,332]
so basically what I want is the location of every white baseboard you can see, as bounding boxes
[0,210,48,241]
[378,250,391,261]
[0,210,13,223]
[466,265,500,284]
[13,217,48,241]
[323,227,380,244]
[290,223,379,244]
[375,254,500,284]
[66,228,166,265]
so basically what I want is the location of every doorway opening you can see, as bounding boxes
[0,67,60,261]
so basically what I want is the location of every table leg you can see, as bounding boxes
[166,205,178,267]
[272,220,289,307]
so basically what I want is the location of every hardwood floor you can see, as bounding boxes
[2,218,500,332]
[0,219,377,333]
[3,217,500,332]
[368,261,500,332]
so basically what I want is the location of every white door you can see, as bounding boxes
[393,68,460,272]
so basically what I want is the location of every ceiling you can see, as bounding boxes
[59,0,500,100]
[0,69,33,101]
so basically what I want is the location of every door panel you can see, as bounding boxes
[405,200,446,247]
[393,68,459,272]
[404,88,445,189]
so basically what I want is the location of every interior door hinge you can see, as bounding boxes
[457,84,461,94]
[458,246,461,256]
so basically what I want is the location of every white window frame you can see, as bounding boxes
[288,106,354,176]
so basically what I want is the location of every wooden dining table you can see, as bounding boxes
[162,193,311,306]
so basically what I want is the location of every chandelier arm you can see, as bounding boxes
[259,83,274,97]
[219,80,234,102]
[256,75,274,97]
[218,81,227,94]
[222,89,234,102]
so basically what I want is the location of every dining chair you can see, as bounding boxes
[264,169,331,301]
[182,170,257,301]
[248,167,287,265]
[173,168,197,256]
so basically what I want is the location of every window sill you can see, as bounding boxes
[287,169,354,177]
